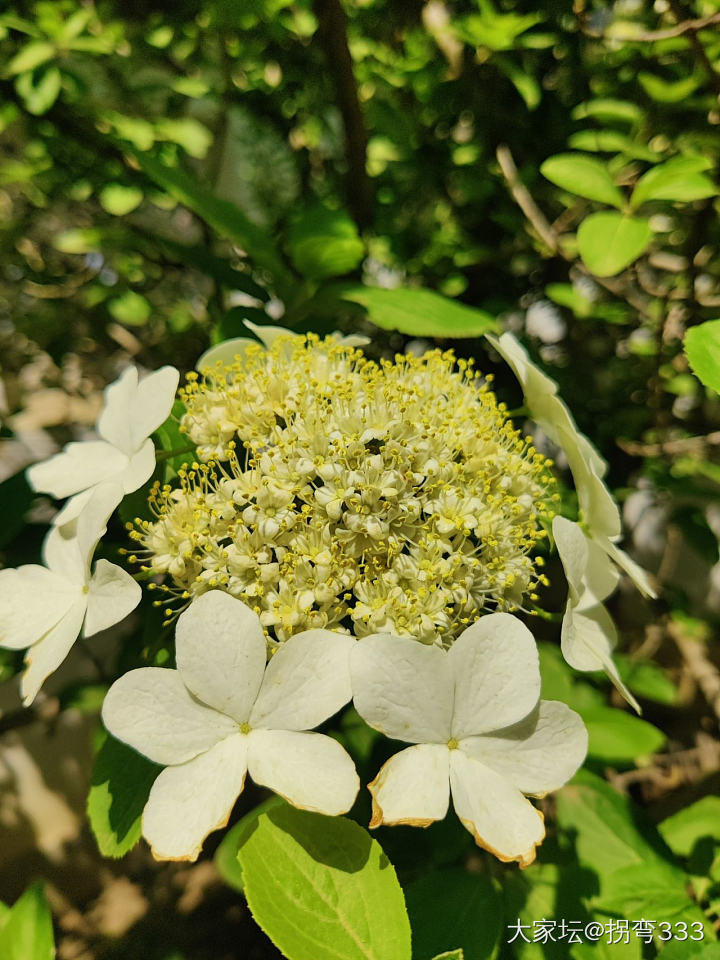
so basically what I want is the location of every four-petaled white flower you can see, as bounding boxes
[553,516,640,713]
[27,365,179,529]
[0,485,141,705]
[487,332,656,599]
[102,590,359,861]
[196,319,370,370]
[350,613,587,867]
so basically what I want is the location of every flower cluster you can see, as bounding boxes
[131,331,555,648]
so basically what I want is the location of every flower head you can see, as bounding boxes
[133,333,555,647]
[0,485,140,704]
[102,590,359,861]
[27,365,179,528]
[350,613,587,867]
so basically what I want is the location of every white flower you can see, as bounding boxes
[196,319,370,370]
[27,365,179,528]
[351,613,587,867]
[101,590,359,861]
[488,332,656,599]
[0,485,141,705]
[553,517,640,713]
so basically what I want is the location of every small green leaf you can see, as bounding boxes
[53,227,103,254]
[495,55,541,110]
[576,212,652,277]
[15,66,61,115]
[406,869,500,960]
[567,130,658,162]
[432,952,465,960]
[581,706,666,762]
[155,118,213,159]
[659,797,720,857]
[541,153,625,208]
[339,286,497,338]
[239,804,412,960]
[685,319,720,393]
[6,40,55,75]
[288,204,364,280]
[638,71,701,103]
[108,290,152,326]
[87,734,160,858]
[631,157,717,208]
[214,796,285,892]
[571,99,644,126]
[0,883,54,960]
[99,183,143,216]
[613,654,677,705]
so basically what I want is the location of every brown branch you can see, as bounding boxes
[622,10,720,41]
[670,622,720,724]
[618,430,720,457]
[667,0,720,94]
[313,0,373,230]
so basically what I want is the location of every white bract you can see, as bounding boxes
[487,332,656,599]
[0,485,141,705]
[102,590,359,861]
[196,319,370,370]
[27,365,179,528]
[351,613,587,867]
[553,517,640,713]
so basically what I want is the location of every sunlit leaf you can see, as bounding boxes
[576,213,652,276]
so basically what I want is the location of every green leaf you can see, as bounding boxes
[214,796,285,892]
[0,883,54,960]
[432,953,464,960]
[580,706,666,762]
[567,130,658,162]
[576,213,652,277]
[288,204,364,280]
[571,99,644,126]
[238,804,412,960]
[15,66,61,115]
[541,153,625,208]
[495,56,541,110]
[339,286,497,338]
[126,149,293,294]
[99,183,143,216]
[638,71,701,103]
[685,319,720,393]
[659,797,720,857]
[660,942,720,960]
[631,157,717,208]
[87,734,160,858]
[108,290,151,326]
[154,118,213,159]
[406,868,500,960]
[6,40,55,75]
[613,654,677,705]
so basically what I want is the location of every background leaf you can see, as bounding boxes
[685,319,720,393]
[339,286,497,338]
[540,153,625,208]
[576,213,652,276]
[0,883,54,960]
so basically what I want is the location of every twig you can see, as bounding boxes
[618,431,720,457]
[670,622,720,724]
[621,11,720,41]
[667,0,720,95]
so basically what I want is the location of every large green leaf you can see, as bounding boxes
[613,654,678,705]
[288,205,364,280]
[339,286,497,338]
[576,213,652,277]
[685,319,720,393]
[87,734,160,858]
[238,804,412,960]
[214,796,284,893]
[125,149,294,295]
[659,797,720,857]
[540,153,625,208]
[631,157,717,209]
[406,868,500,960]
[580,706,666,762]
[0,883,54,960]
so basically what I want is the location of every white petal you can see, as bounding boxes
[51,487,95,529]
[247,729,359,816]
[351,634,453,744]
[449,750,545,867]
[565,448,621,540]
[26,442,128,499]
[601,538,657,600]
[42,526,86,584]
[175,591,266,722]
[98,366,179,456]
[447,613,540,739]
[74,482,125,568]
[561,603,640,713]
[21,599,87,705]
[196,337,257,371]
[460,701,588,797]
[84,560,141,637]
[102,667,237,765]
[330,331,371,347]
[142,734,247,861]
[366,744,450,828]
[553,516,618,605]
[0,566,78,650]
[250,630,354,731]
[243,320,297,349]
[120,438,156,494]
